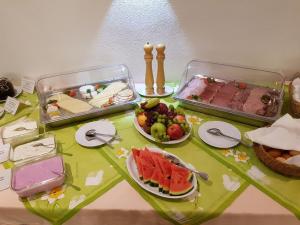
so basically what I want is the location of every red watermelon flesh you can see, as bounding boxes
[169,164,193,196]
[157,157,172,178]
[139,150,156,183]
[150,167,164,187]
[161,177,171,194]
[132,149,143,179]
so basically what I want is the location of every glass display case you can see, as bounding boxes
[174,60,285,126]
[36,64,140,127]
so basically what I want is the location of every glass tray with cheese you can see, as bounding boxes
[36,64,140,127]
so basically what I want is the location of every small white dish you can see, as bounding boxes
[135,83,173,97]
[75,120,116,147]
[133,118,191,145]
[126,147,197,199]
[198,121,241,148]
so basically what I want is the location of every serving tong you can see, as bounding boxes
[85,129,120,148]
[207,128,252,147]
[165,154,209,181]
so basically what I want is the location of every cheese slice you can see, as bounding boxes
[48,94,93,114]
[89,82,127,108]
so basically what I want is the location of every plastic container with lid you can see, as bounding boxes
[174,60,285,126]
[9,133,56,163]
[1,117,39,145]
[11,155,65,197]
[36,64,140,127]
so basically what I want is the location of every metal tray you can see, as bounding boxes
[36,64,140,127]
[174,60,285,127]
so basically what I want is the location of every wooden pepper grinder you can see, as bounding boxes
[144,42,154,95]
[156,44,166,95]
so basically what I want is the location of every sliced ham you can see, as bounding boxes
[243,88,268,115]
[230,89,251,110]
[179,78,207,99]
[200,82,224,103]
[211,82,239,107]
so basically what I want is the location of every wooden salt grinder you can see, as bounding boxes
[144,42,154,95]
[156,44,166,95]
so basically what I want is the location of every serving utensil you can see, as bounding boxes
[13,127,35,132]
[85,129,121,140]
[165,154,209,181]
[206,128,252,147]
[31,143,55,148]
[85,130,113,148]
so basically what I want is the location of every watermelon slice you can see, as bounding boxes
[150,168,164,187]
[157,156,172,178]
[161,177,170,194]
[131,148,194,196]
[169,164,194,196]
[132,148,143,179]
[139,150,156,183]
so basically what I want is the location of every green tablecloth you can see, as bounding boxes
[189,109,300,219]
[0,93,39,127]
[2,88,300,225]
[98,111,248,225]
[1,94,123,225]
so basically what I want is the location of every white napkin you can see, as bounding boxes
[285,155,300,167]
[245,114,300,151]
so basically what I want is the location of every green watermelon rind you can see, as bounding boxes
[169,183,194,196]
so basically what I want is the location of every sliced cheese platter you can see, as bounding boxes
[36,64,140,127]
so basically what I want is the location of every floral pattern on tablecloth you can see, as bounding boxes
[41,186,66,204]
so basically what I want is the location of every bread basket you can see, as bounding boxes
[253,143,300,177]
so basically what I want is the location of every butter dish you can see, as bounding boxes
[1,118,39,145]
[9,133,56,163]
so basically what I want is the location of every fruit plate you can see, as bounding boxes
[126,147,197,199]
[133,117,191,144]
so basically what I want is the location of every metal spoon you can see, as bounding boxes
[13,127,35,132]
[86,129,121,140]
[165,154,209,181]
[31,143,55,148]
[85,131,113,148]
[207,128,251,147]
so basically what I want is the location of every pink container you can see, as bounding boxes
[11,155,65,197]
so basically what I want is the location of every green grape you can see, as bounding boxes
[169,105,174,111]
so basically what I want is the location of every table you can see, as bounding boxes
[1,88,300,225]
[0,178,299,225]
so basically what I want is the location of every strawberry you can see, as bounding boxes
[68,89,76,97]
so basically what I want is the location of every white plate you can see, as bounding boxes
[75,120,116,147]
[133,118,191,145]
[126,147,197,199]
[0,86,22,103]
[135,83,173,97]
[198,121,241,148]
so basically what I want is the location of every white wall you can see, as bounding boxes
[0,0,300,82]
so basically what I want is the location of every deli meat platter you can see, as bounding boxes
[174,60,285,126]
[36,64,140,127]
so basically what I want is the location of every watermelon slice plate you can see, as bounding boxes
[126,147,197,199]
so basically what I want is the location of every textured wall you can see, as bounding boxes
[0,0,300,81]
